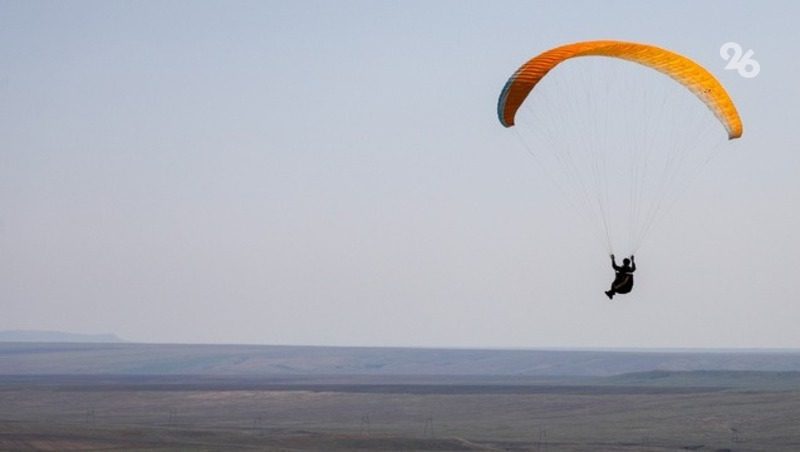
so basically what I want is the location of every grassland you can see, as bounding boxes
[2,343,800,450]
[1,373,800,450]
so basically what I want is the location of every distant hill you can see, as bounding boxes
[0,330,124,344]
[1,342,800,377]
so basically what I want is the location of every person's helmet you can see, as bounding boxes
[623,258,630,265]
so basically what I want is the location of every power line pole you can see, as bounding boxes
[423,416,434,438]
[85,408,95,426]
[360,414,371,436]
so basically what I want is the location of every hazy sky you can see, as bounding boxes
[2,1,799,348]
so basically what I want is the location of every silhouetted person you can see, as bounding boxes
[605,254,635,299]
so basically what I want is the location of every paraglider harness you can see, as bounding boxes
[612,270,634,294]
[609,255,635,296]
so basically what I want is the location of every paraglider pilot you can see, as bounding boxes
[606,254,635,299]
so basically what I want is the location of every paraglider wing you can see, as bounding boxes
[497,40,743,139]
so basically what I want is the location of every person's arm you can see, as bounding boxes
[630,255,636,272]
[611,254,620,270]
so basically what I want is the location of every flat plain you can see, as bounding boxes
[2,343,800,450]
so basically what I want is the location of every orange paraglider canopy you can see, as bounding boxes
[498,40,742,139]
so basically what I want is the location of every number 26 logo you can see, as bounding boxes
[720,42,760,78]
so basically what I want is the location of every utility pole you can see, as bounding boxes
[423,416,434,438]
[360,414,371,436]
[85,409,95,426]
[167,408,178,426]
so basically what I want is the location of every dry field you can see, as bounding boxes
[1,375,799,451]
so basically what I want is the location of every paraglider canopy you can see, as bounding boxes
[498,40,742,139]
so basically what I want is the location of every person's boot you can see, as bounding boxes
[605,290,614,300]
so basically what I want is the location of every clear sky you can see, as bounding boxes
[2,0,798,348]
